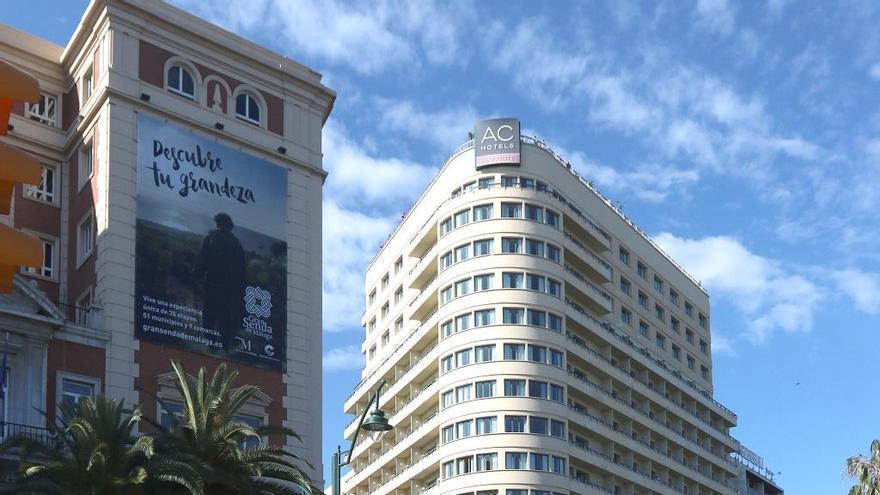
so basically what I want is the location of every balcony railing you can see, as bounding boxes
[0,421,61,450]
[564,263,613,303]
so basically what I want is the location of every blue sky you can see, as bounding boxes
[11,1,880,493]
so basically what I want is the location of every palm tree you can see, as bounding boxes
[0,395,200,495]
[151,360,319,495]
[848,440,880,495]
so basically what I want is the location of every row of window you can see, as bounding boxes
[165,64,264,126]
[440,343,564,373]
[440,236,561,271]
[439,200,560,238]
[440,378,566,408]
[440,306,565,338]
[441,414,566,444]
[440,271,562,306]
[449,175,553,199]
[442,451,567,478]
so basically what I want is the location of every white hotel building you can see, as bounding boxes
[341,120,782,495]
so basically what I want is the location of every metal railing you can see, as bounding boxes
[0,421,61,450]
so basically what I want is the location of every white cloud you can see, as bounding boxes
[374,99,477,150]
[831,269,880,315]
[711,333,737,356]
[869,63,880,81]
[323,345,365,371]
[694,0,736,36]
[654,233,823,343]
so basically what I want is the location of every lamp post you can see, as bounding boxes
[332,380,393,495]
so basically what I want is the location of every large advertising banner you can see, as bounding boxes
[135,114,287,370]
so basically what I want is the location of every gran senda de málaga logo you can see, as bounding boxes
[245,285,273,318]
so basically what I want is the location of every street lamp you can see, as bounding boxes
[331,379,393,495]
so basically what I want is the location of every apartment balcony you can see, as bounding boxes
[409,245,439,289]
[409,222,439,260]
[563,231,613,283]
[564,264,613,314]
[563,211,611,252]
[0,421,60,454]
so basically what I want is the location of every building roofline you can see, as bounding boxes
[0,24,65,62]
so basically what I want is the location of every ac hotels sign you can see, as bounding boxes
[474,118,521,168]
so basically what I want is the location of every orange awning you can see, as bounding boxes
[0,222,41,265]
[0,141,41,215]
[0,59,39,136]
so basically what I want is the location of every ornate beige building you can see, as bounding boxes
[343,124,782,495]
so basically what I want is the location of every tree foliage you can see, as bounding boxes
[848,440,880,495]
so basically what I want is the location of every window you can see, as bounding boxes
[670,290,679,306]
[440,218,452,235]
[549,349,563,367]
[166,65,195,98]
[455,244,470,262]
[504,415,526,432]
[474,309,495,327]
[656,333,666,349]
[475,380,496,398]
[686,328,695,344]
[441,355,453,373]
[501,202,522,218]
[638,291,648,308]
[527,309,546,327]
[525,239,544,257]
[528,345,547,363]
[454,209,470,227]
[474,273,494,291]
[671,317,680,333]
[531,453,549,471]
[394,256,403,274]
[548,313,563,332]
[637,262,647,279]
[699,313,708,329]
[24,164,57,203]
[476,416,496,434]
[502,272,524,289]
[550,419,565,438]
[455,384,472,402]
[701,365,709,380]
[25,237,56,279]
[473,239,493,256]
[549,384,564,402]
[506,452,527,470]
[501,237,522,253]
[526,274,545,292]
[476,453,498,471]
[368,345,376,360]
[60,376,96,410]
[442,390,455,408]
[456,420,473,439]
[639,321,649,337]
[368,318,376,333]
[547,244,561,263]
[654,276,664,293]
[504,343,525,360]
[159,401,184,429]
[443,461,454,478]
[672,345,681,360]
[685,302,694,317]
[81,68,93,101]
[475,344,495,362]
[473,204,493,221]
[79,142,94,190]
[545,209,560,228]
[501,176,518,187]
[503,307,524,324]
[524,204,543,222]
[77,213,95,264]
[368,289,376,305]
[507,491,527,495]
[442,425,454,443]
[455,279,471,297]
[381,331,390,347]
[548,279,561,297]
[442,320,453,338]
[441,251,453,269]
[455,314,471,331]
[619,277,631,296]
[478,177,494,189]
[687,355,695,370]
[456,456,473,475]
[619,247,630,265]
[620,308,632,326]
[655,304,665,321]
[520,177,535,189]
[455,349,471,367]
[381,303,389,319]
[529,416,548,434]
[552,456,566,474]
[503,379,526,397]
[381,273,389,290]
[700,339,708,355]
[235,92,261,125]
[27,93,57,126]
[394,287,403,304]
[528,380,548,399]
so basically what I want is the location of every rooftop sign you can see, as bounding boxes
[474,118,520,168]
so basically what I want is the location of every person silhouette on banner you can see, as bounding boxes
[194,212,246,353]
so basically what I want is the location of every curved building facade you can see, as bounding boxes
[342,121,779,495]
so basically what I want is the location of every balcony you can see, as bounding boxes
[563,231,613,282]
[0,421,61,452]
[564,264,613,314]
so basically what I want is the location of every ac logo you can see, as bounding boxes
[474,118,521,169]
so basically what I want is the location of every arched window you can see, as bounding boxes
[167,65,195,99]
[235,92,261,125]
